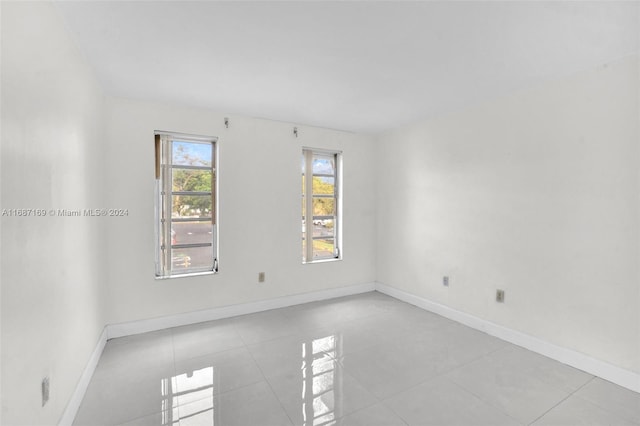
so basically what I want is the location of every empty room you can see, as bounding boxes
[1,1,639,425]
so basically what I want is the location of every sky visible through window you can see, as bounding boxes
[172,140,212,166]
[302,156,335,184]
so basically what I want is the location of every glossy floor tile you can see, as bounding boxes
[445,347,587,424]
[384,376,520,425]
[334,403,406,426]
[531,395,637,426]
[74,292,640,426]
[573,378,640,424]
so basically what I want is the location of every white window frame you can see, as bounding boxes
[155,131,218,279]
[302,148,342,263]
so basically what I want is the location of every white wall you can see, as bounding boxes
[376,55,640,374]
[103,97,376,324]
[1,2,107,425]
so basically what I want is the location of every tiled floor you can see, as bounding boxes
[74,292,640,426]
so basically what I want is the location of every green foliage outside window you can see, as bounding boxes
[172,145,213,217]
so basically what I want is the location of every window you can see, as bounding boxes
[302,148,341,262]
[155,132,217,278]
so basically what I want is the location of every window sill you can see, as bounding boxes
[303,257,342,265]
[155,270,217,280]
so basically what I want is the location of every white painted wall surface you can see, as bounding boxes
[1,2,107,425]
[103,98,376,324]
[376,55,640,373]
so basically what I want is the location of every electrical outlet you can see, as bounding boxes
[496,289,505,303]
[258,272,265,283]
[42,377,50,407]
[443,276,449,287]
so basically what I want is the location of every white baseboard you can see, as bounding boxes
[375,282,640,394]
[58,327,108,426]
[107,282,376,339]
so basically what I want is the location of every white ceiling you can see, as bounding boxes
[55,1,639,134]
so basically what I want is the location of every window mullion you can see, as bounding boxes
[163,137,173,275]
[211,145,217,270]
[305,150,314,261]
[211,148,216,227]
[334,154,340,258]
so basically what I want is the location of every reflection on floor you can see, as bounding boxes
[302,335,341,425]
[73,292,640,426]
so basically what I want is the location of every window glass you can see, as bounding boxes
[172,141,212,166]
[302,149,341,262]
[156,133,217,278]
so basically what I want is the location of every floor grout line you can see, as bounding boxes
[526,376,596,425]
[242,338,297,426]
